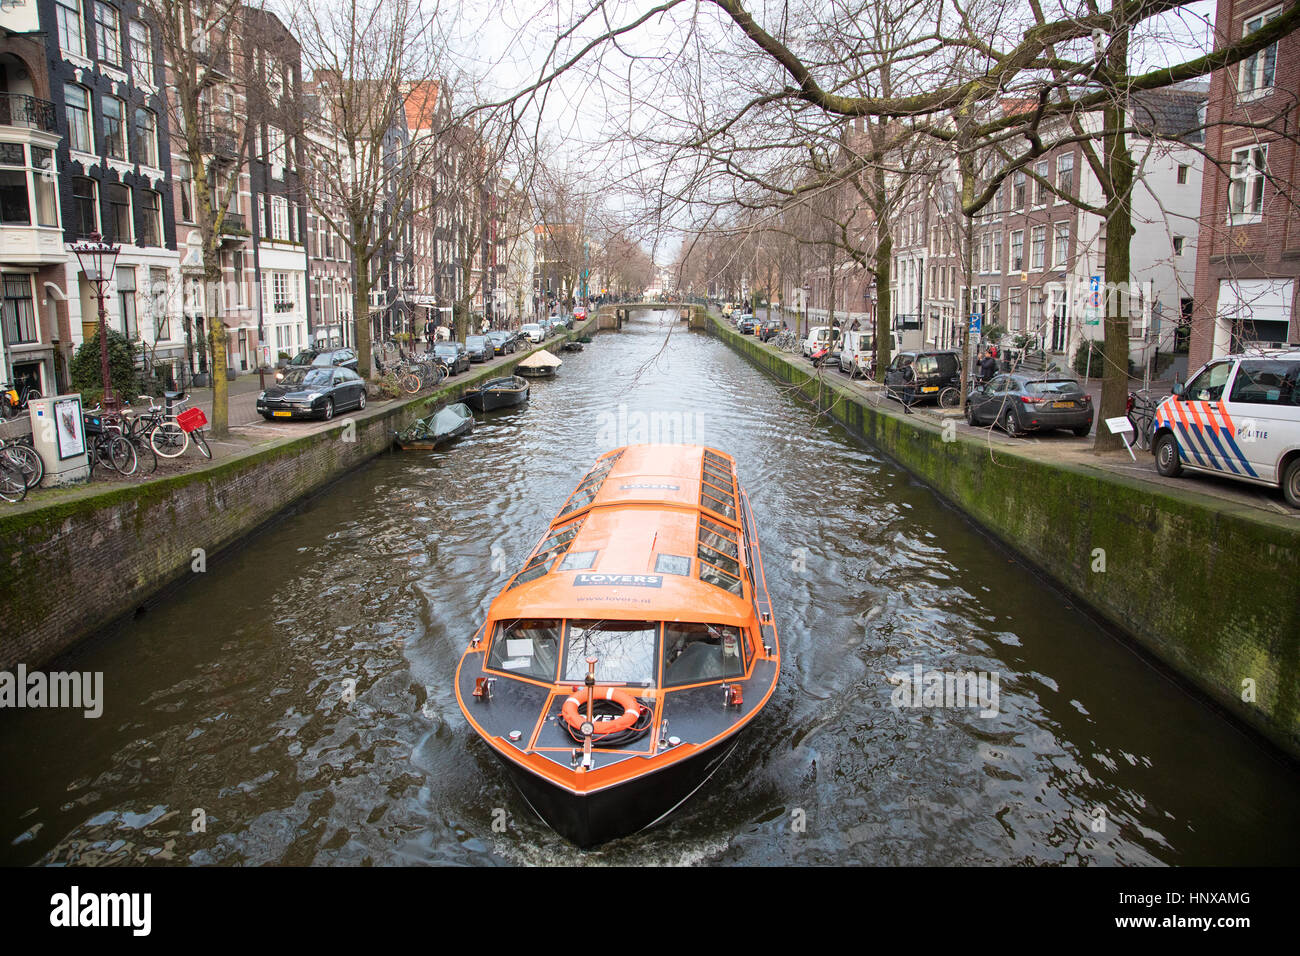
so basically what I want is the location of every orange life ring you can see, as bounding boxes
[561,686,642,736]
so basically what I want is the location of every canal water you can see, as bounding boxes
[3,309,1297,866]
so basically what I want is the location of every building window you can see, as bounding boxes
[232,251,245,306]
[273,271,292,311]
[992,232,1002,272]
[1176,164,1189,185]
[116,266,137,338]
[2,275,37,344]
[1011,230,1025,272]
[272,195,289,240]
[102,95,125,160]
[56,0,86,57]
[1228,144,1267,223]
[104,182,131,242]
[1053,223,1070,267]
[140,190,162,246]
[1058,154,1074,196]
[1034,160,1050,205]
[1013,171,1026,209]
[71,177,98,236]
[0,145,29,225]
[65,84,92,154]
[31,147,58,227]
[1173,236,1185,256]
[93,2,121,66]
[133,107,158,167]
[149,266,170,339]
[177,159,194,222]
[129,20,152,87]
[1031,225,1047,270]
[1009,287,1022,331]
[1239,7,1281,97]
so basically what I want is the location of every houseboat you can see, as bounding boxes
[455,444,781,847]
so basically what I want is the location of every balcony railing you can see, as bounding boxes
[0,93,58,133]
[219,212,246,234]
[199,128,239,162]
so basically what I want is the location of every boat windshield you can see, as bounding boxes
[663,623,745,686]
[563,620,658,686]
[488,619,562,680]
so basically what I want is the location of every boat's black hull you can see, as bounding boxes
[496,736,741,848]
[463,388,529,411]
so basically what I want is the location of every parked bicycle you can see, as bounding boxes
[1126,389,1160,451]
[83,407,139,477]
[142,393,211,460]
[0,456,26,502]
[0,381,41,420]
[0,433,44,489]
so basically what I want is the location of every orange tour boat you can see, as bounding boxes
[455,444,781,847]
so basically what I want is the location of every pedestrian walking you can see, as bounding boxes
[978,349,998,385]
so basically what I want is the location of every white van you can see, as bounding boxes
[802,326,836,357]
[1152,348,1300,507]
[838,330,900,378]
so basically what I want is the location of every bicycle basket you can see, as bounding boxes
[83,413,103,435]
[177,407,208,433]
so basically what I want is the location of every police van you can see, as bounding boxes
[1151,348,1300,508]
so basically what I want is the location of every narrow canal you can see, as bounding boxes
[3,309,1297,866]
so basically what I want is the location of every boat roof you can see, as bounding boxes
[488,445,756,627]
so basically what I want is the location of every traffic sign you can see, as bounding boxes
[969,313,981,333]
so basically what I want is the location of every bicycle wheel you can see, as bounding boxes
[0,461,26,502]
[150,421,189,458]
[191,429,212,459]
[939,387,960,408]
[134,436,158,474]
[109,435,138,475]
[400,373,421,394]
[1,443,43,488]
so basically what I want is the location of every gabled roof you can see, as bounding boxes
[404,80,443,134]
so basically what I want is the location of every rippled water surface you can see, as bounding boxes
[3,310,1298,866]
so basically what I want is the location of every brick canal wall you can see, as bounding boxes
[0,323,595,672]
[706,314,1300,759]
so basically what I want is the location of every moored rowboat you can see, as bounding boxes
[462,375,530,412]
[455,444,781,847]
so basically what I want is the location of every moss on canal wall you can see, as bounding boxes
[0,323,595,672]
[708,314,1300,759]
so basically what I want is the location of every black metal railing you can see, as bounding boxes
[0,93,58,133]
[219,212,246,234]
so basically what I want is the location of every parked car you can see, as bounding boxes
[838,330,900,378]
[276,347,358,382]
[966,374,1093,437]
[802,326,836,357]
[487,330,519,355]
[521,323,545,343]
[573,306,588,321]
[464,335,494,363]
[737,314,758,334]
[883,350,963,406]
[1151,349,1300,508]
[757,318,785,342]
[433,342,472,375]
[258,366,367,421]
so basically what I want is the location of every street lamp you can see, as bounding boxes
[71,233,121,410]
[801,283,810,339]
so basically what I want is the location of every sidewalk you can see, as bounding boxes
[756,328,1299,520]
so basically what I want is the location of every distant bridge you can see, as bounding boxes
[594,302,706,330]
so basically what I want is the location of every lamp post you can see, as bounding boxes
[71,233,121,410]
[801,282,810,340]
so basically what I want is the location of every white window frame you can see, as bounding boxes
[129,20,153,88]
[1228,143,1267,225]
[65,84,93,155]
[1239,7,1281,99]
[56,0,86,58]
[1053,222,1070,268]
[1031,225,1047,271]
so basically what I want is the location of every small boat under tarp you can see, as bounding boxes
[560,341,584,352]
[462,375,530,412]
[393,402,474,450]
[517,350,562,378]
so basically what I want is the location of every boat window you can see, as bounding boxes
[700,488,736,520]
[698,560,743,595]
[509,518,585,588]
[559,454,622,517]
[508,562,551,590]
[702,464,733,489]
[663,623,745,686]
[655,553,691,576]
[698,542,740,577]
[558,549,597,571]
[487,619,561,680]
[563,620,658,686]
[698,516,739,558]
[702,450,729,469]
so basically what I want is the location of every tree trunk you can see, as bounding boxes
[1093,16,1134,453]
[874,224,892,383]
[209,317,228,438]
[354,255,373,379]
